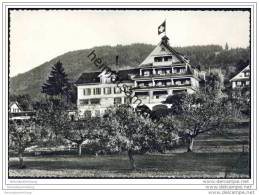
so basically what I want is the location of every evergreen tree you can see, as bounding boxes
[225,42,229,50]
[41,61,69,99]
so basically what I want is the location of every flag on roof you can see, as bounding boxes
[158,21,166,35]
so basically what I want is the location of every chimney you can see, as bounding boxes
[116,55,119,66]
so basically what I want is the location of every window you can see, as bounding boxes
[79,99,89,105]
[83,88,91,96]
[93,88,101,95]
[138,83,145,87]
[237,81,242,86]
[104,87,112,95]
[144,82,150,87]
[175,68,185,73]
[154,57,163,62]
[185,79,191,85]
[124,97,131,104]
[156,81,163,86]
[91,98,101,104]
[164,56,172,61]
[153,91,168,96]
[114,97,122,105]
[246,81,250,85]
[166,81,171,86]
[114,87,121,94]
[143,71,150,76]
[175,81,181,85]
[135,92,149,96]
[104,77,111,84]
[156,69,166,75]
[173,90,187,94]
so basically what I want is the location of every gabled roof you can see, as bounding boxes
[117,68,139,82]
[230,65,250,82]
[139,35,187,67]
[9,101,23,111]
[75,71,101,84]
[76,68,139,85]
[161,42,187,63]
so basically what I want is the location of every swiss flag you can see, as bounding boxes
[158,21,166,35]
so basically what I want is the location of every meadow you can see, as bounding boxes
[9,125,250,178]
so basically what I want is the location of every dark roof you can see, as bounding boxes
[76,68,139,85]
[117,68,139,82]
[75,71,101,84]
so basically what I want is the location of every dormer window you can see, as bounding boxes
[164,56,172,62]
[101,77,111,84]
[154,57,163,62]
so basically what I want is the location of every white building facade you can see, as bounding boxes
[76,35,204,117]
[9,101,35,120]
[230,65,250,89]
[130,35,201,110]
[76,69,138,117]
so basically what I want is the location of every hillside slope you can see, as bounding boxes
[10,43,250,100]
[10,43,154,100]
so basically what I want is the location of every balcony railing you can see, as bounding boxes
[153,61,173,66]
[133,72,191,79]
[134,83,192,89]
[234,84,250,88]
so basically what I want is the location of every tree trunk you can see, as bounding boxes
[78,143,82,156]
[128,150,136,170]
[187,137,195,152]
[18,152,24,169]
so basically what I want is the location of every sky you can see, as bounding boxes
[9,10,250,77]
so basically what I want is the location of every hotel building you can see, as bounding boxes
[76,35,204,117]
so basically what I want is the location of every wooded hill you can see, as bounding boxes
[10,43,250,100]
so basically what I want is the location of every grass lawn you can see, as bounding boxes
[9,152,249,178]
[8,125,250,178]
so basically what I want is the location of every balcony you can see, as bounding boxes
[133,71,190,80]
[134,83,192,90]
[153,61,173,66]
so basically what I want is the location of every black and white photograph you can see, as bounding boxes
[1,1,258,194]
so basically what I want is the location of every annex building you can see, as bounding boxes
[230,65,250,89]
[9,101,35,121]
[76,35,205,117]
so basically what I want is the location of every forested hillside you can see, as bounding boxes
[10,43,250,100]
